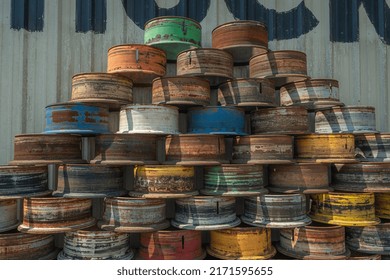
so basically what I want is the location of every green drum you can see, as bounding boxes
[144,16,201,61]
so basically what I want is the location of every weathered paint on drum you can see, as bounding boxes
[355,133,390,162]
[375,193,390,219]
[0,199,19,233]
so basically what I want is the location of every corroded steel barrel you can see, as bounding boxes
[144,16,201,61]
[58,229,133,260]
[212,20,268,64]
[218,78,276,108]
[171,196,241,230]
[119,105,179,134]
[138,229,205,260]
[44,103,109,135]
[202,164,268,196]
[152,76,210,107]
[207,225,276,260]
[355,133,390,162]
[53,164,126,198]
[18,198,96,233]
[332,163,390,192]
[279,79,343,110]
[375,193,390,219]
[71,73,133,110]
[0,166,50,198]
[268,163,331,194]
[99,197,170,232]
[310,192,380,226]
[250,107,309,134]
[315,106,376,133]
[249,50,308,88]
[164,134,228,165]
[232,135,294,164]
[0,199,19,233]
[131,165,198,198]
[187,106,247,136]
[107,44,166,86]
[10,134,84,165]
[177,48,234,87]
[295,134,356,163]
[277,224,349,259]
[0,233,58,259]
[346,222,390,255]
[241,194,311,228]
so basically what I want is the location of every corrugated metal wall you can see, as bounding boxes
[0,0,389,164]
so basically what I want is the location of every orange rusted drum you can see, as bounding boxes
[0,199,19,233]
[107,44,166,86]
[355,133,390,162]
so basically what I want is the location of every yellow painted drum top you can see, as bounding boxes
[375,193,390,219]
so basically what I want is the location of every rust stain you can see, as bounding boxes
[51,110,78,123]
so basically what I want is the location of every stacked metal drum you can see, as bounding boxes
[0,16,388,260]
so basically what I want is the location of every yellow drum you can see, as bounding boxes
[375,193,390,219]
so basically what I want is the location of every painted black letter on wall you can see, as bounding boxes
[76,0,106,33]
[11,0,44,31]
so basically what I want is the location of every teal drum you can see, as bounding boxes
[144,16,201,61]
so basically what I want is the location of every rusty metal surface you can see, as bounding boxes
[250,107,309,135]
[107,44,166,86]
[98,197,170,233]
[355,133,390,162]
[0,199,19,233]
[232,135,294,164]
[375,193,390,219]
[18,197,96,234]
[348,251,381,260]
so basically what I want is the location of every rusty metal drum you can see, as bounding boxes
[177,48,234,87]
[164,134,228,165]
[107,44,166,86]
[171,196,241,230]
[18,198,96,234]
[348,251,381,260]
[144,16,201,61]
[98,197,170,232]
[250,107,309,134]
[279,79,343,110]
[138,229,205,260]
[207,225,276,260]
[310,192,380,226]
[375,193,390,219]
[315,106,376,133]
[241,194,311,228]
[202,164,268,196]
[268,163,331,194]
[249,50,308,88]
[119,105,179,134]
[212,20,268,64]
[277,224,350,259]
[0,199,19,233]
[355,133,390,162]
[232,135,294,164]
[10,134,84,165]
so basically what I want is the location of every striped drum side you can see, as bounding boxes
[375,193,390,219]
[0,199,19,233]
[355,133,390,162]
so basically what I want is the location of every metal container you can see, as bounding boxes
[241,194,311,228]
[53,164,126,198]
[107,44,166,86]
[0,165,50,198]
[171,196,241,230]
[232,135,294,164]
[177,48,234,87]
[18,198,96,234]
[355,133,390,162]
[250,107,309,134]
[218,78,276,108]
[58,229,133,260]
[0,199,19,233]
[0,233,58,260]
[294,134,356,163]
[152,76,210,108]
[131,165,197,198]
[10,134,84,165]
[207,225,276,260]
[212,20,268,64]
[164,134,228,165]
[348,251,381,260]
[309,192,380,226]
[44,102,110,135]
[268,163,331,194]
[277,224,349,259]
[202,164,268,196]
[249,50,308,88]
[98,197,170,232]
[118,105,179,134]
[144,16,201,61]
[375,193,390,219]
[315,106,376,133]
[187,106,247,136]
[332,163,390,192]
[138,229,205,260]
